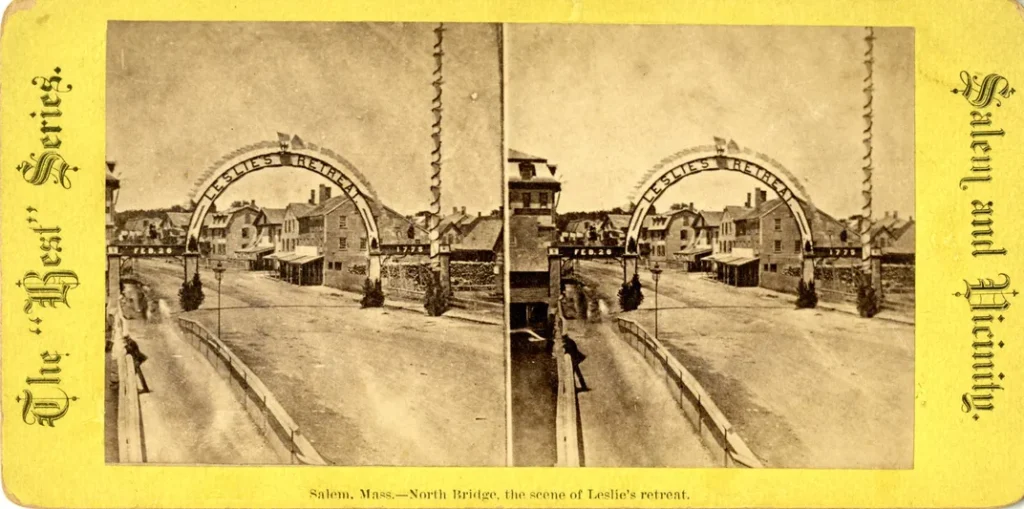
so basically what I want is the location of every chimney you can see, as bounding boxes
[477,211,482,217]
[884,211,890,219]
[745,193,752,208]
[309,190,316,205]
[319,184,331,204]
[689,202,694,210]
[518,162,534,180]
[893,211,899,219]
[251,200,256,206]
[759,189,768,204]
[754,188,766,208]
[461,206,467,215]
[452,206,458,214]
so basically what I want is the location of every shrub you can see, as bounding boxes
[856,273,880,318]
[796,279,818,309]
[360,278,385,308]
[618,273,645,311]
[423,271,451,316]
[178,273,205,311]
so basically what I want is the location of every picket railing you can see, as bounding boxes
[177,317,328,465]
[615,317,763,468]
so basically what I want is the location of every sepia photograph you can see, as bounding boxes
[103,21,506,466]
[506,24,915,468]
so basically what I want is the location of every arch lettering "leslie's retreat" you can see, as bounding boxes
[185,144,381,256]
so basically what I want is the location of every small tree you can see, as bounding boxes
[423,271,451,316]
[618,273,645,311]
[856,273,880,318]
[360,278,385,308]
[178,273,205,311]
[796,279,818,309]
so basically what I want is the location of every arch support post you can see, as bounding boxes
[107,254,122,305]
[368,253,382,282]
[623,255,638,284]
[801,257,815,285]
[184,253,199,283]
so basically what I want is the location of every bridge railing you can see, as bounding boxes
[176,317,328,465]
[109,299,145,463]
[614,317,764,468]
[554,300,583,467]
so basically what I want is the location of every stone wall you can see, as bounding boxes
[451,261,497,290]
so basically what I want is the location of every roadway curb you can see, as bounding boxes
[814,302,915,326]
[385,302,503,326]
[342,296,503,326]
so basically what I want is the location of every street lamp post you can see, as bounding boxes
[213,262,225,339]
[651,262,662,339]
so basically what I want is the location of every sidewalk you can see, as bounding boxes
[119,288,279,464]
[565,317,717,467]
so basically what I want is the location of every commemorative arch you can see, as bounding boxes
[105,138,389,302]
[623,144,817,285]
[181,140,383,283]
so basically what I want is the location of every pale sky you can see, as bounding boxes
[508,25,915,220]
[107,22,501,216]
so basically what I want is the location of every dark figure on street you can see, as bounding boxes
[562,337,589,392]
[123,336,151,394]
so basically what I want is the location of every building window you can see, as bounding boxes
[241,228,250,239]
[774,218,782,231]
[359,237,367,249]
[794,240,802,253]
[339,237,348,250]
[339,216,347,229]
[770,263,778,272]
[764,263,769,271]
[774,240,782,253]
[680,230,688,240]
[539,192,549,207]
[522,192,532,208]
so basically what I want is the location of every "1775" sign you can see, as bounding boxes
[808,246,863,258]
[378,243,430,255]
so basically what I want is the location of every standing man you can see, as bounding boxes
[561,337,589,392]
[123,336,151,394]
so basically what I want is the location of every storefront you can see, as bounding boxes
[235,245,275,271]
[268,252,324,286]
[676,246,712,272]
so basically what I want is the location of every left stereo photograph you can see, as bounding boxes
[104,21,507,466]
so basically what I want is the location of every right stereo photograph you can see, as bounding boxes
[505,24,915,469]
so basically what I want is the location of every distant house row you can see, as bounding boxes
[112,184,502,293]
[558,186,915,290]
